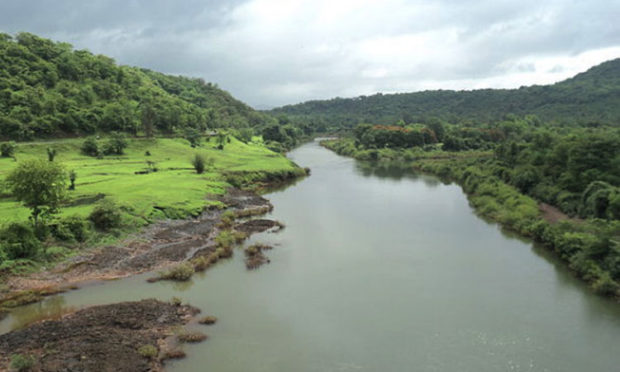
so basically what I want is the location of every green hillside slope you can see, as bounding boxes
[271,59,620,128]
[0,32,271,140]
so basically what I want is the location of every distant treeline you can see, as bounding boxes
[270,58,620,130]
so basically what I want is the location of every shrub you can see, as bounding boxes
[198,315,217,325]
[103,132,128,155]
[137,344,158,359]
[191,154,206,174]
[1,142,16,157]
[218,210,235,228]
[185,128,201,148]
[68,170,76,190]
[177,330,207,343]
[89,200,122,230]
[53,215,89,242]
[215,230,235,248]
[158,262,194,281]
[46,147,57,161]
[0,222,42,259]
[81,137,99,156]
[10,353,35,371]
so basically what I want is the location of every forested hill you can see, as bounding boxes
[0,32,271,140]
[270,58,620,128]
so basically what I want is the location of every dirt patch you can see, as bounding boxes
[1,188,277,305]
[539,203,581,224]
[0,299,202,372]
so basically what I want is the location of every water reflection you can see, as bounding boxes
[9,295,76,330]
[354,160,441,188]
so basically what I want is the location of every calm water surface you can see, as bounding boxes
[2,141,620,371]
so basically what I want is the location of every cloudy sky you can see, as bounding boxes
[1,0,619,108]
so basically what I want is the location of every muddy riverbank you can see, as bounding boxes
[0,188,281,311]
[0,299,206,371]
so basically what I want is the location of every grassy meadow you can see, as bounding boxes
[0,136,301,226]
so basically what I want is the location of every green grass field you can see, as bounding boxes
[0,136,301,226]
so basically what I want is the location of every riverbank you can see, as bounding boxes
[0,299,207,371]
[0,136,307,313]
[321,138,620,298]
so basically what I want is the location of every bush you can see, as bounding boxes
[46,147,57,161]
[158,262,194,281]
[52,215,89,242]
[137,344,158,359]
[10,353,35,371]
[103,132,128,155]
[191,154,206,174]
[89,200,122,230]
[81,137,99,156]
[68,170,76,190]
[1,141,16,157]
[215,230,235,248]
[0,222,42,259]
[177,330,207,343]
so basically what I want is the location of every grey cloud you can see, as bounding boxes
[1,0,619,107]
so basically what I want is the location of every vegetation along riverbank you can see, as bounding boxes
[321,120,620,298]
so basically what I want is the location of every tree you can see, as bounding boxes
[103,132,128,155]
[5,159,66,226]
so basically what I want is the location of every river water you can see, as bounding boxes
[2,140,620,371]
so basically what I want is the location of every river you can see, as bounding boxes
[2,140,620,371]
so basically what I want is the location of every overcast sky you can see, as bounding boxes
[1,0,620,108]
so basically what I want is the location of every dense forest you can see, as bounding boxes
[0,32,275,140]
[271,59,620,130]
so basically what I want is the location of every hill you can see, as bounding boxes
[270,58,620,128]
[0,32,271,140]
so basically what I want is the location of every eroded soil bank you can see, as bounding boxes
[0,299,205,371]
[0,188,282,312]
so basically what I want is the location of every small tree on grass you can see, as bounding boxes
[5,159,66,227]
[103,132,128,155]
[216,133,227,150]
[68,170,76,190]
[1,142,16,157]
[47,147,57,161]
[81,137,99,156]
[192,154,206,174]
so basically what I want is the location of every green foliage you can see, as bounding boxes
[137,344,158,359]
[52,215,89,242]
[81,137,99,156]
[215,230,235,249]
[46,147,57,161]
[1,142,16,157]
[102,132,128,155]
[191,154,206,174]
[0,32,272,140]
[88,200,122,230]
[5,159,66,225]
[0,222,42,259]
[271,59,620,128]
[68,170,76,190]
[10,353,35,371]
[157,262,194,281]
[237,128,253,143]
[185,127,202,148]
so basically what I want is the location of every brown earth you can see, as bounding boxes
[539,202,581,224]
[0,188,280,307]
[0,299,203,372]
